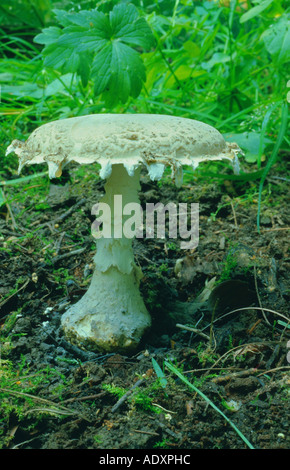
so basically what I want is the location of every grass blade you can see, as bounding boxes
[258,101,281,168]
[0,188,6,208]
[152,358,167,388]
[257,102,288,233]
[0,171,48,186]
[165,360,255,449]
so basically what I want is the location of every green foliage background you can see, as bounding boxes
[0,0,289,186]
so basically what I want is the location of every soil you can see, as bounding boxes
[0,161,289,450]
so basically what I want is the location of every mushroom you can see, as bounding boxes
[6,114,240,352]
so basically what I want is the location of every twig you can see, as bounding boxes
[0,387,75,413]
[2,187,18,230]
[257,366,290,377]
[268,176,290,183]
[0,228,23,237]
[176,323,210,341]
[158,422,182,440]
[111,378,144,413]
[152,403,177,414]
[254,264,270,325]
[261,227,290,232]
[230,200,238,228]
[201,306,289,332]
[36,198,87,229]
[53,231,66,255]
[23,407,76,417]
[227,306,289,325]
[62,391,107,404]
[182,366,245,374]
[50,247,87,265]
[203,341,278,376]
[0,278,30,310]
[165,361,254,449]
[211,368,258,383]
[132,429,159,436]
[54,198,87,224]
[12,437,40,449]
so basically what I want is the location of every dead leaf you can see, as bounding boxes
[186,400,194,416]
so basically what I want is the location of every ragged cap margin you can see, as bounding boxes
[6,114,241,187]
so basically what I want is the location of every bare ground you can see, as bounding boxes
[0,161,289,450]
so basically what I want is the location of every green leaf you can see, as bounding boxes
[152,358,167,389]
[92,43,113,96]
[110,3,138,33]
[52,9,75,27]
[261,17,290,64]
[101,42,146,105]
[62,50,80,74]
[240,0,274,23]
[111,4,154,49]
[201,52,231,71]
[0,0,52,28]
[224,132,272,163]
[34,3,155,105]
[42,43,73,69]
[34,26,62,45]
[183,40,200,58]
[55,26,108,52]
[277,320,290,329]
[78,53,91,88]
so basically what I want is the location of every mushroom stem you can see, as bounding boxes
[61,164,151,352]
[93,164,143,275]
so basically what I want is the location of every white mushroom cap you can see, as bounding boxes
[6,114,240,186]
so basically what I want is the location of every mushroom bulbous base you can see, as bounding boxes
[60,267,151,353]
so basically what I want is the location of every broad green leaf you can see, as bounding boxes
[34,3,155,105]
[261,17,290,64]
[111,4,153,49]
[42,44,74,69]
[78,53,91,88]
[55,27,108,52]
[52,8,110,29]
[62,50,80,74]
[53,9,76,27]
[110,3,138,33]
[116,18,156,48]
[183,41,200,58]
[94,42,146,106]
[92,43,113,96]
[240,0,274,23]
[110,42,134,102]
[224,132,272,163]
[35,27,62,45]
[201,52,231,71]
